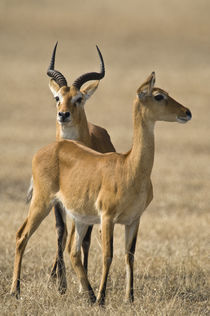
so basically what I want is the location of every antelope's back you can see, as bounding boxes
[88,122,115,153]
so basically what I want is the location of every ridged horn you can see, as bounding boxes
[47,42,68,87]
[72,45,105,90]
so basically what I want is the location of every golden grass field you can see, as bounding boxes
[0,0,209,314]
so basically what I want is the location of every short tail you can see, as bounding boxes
[26,177,33,204]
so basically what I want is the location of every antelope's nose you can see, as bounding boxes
[186,109,192,120]
[58,112,70,121]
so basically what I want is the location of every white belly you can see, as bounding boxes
[56,182,151,227]
[65,208,101,225]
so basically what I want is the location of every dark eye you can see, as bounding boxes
[154,94,164,101]
[76,97,82,104]
[55,96,59,102]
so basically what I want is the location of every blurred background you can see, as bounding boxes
[0,0,209,314]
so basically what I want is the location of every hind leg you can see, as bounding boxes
[68,224,93,274]
[70,221,96,303]
[49,202,68,294]
[10,198,52,298]
[82,225,93,274]
[67,222,93,293]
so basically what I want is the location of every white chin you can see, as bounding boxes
[57,120,69,125]
[176,118,188,124]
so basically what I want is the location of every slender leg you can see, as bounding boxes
[124,219,139,303]
[10,199,52,298]
[68,223,93,274]
[70,221,96,304]
[67,221,75,255]
[82,225,93,273]
[97,216,114,306]
[68,222,93,293]
[49,202,68,294]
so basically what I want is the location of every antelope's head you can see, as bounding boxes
[47,43,105,127]
[137,72,192,123]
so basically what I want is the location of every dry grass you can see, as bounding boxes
[0,0,209,315]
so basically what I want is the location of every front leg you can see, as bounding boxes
[97,215,114,306]
[124,219,140,303]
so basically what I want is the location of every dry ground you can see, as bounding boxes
[0,0,209,315]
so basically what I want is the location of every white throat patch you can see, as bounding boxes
[60,124,79,140]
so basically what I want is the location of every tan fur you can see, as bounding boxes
[11,72,191,304]
[52,80,114,151]
[48,78,115,292]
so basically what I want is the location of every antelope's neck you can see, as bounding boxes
[127,100,155,181]
[56,118,91,146]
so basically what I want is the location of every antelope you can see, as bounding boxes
[27,43,115,294]
[11,72,192,304]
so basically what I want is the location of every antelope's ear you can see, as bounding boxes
[81,80,99,100]
[49,79,60,97]
[137,72,156,100]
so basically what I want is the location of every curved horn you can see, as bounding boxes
[72,45,105,90]
[47,42,68,87]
